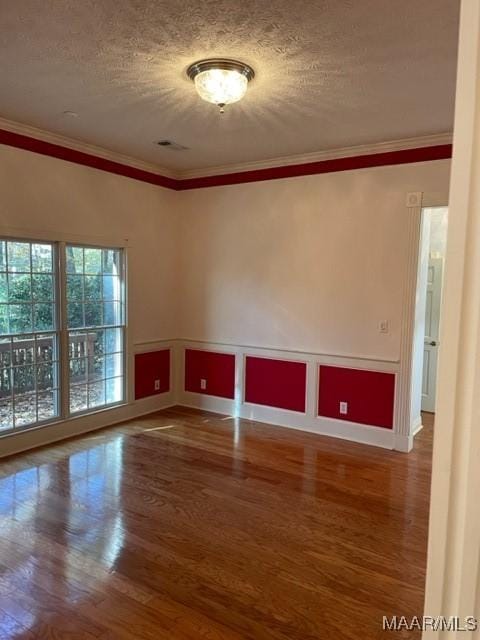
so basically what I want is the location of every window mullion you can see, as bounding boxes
[58,242,70,419]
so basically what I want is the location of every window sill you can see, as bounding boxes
[0,400,129,440]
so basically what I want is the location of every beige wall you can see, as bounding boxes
[0,144,178,344]
[178,160,451,361]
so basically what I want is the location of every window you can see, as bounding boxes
[0,240,59,432]
[0,239,125,435]
[66,245,125,414]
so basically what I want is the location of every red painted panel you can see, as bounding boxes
[184,349,235,399]
[135,350,170,400]
[245,356,307,413]
[318,365,395,429]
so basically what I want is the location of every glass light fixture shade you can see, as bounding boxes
[194,68,248,106]
[187,59,255,111]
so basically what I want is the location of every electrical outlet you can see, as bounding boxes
[200,378,207,390]
[379,320,389,334]
[154,379,160,391]
[339,401,348,415]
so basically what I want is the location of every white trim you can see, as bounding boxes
[0,116,177,179]
[412,416,424,436]
[180,337,399,367]
[394,192,448,453]
[421,193,451,208]
[394,196,423,452]
[179,394,394,449]
[133,339,176,354]
[423,0,480,628]
[0,224,130,248]
[0,116,451,182]
[179,133,453,179]
[393,432,414,453]
[126,247,134,406]
[58,241,70,419]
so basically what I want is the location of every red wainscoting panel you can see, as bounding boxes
[318,365,395,429]
[245,356,307,413]
[135,350,170,400]
[184,349,236,399]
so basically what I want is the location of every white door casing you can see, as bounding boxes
[421,257,444,412]
[423,0,480,633]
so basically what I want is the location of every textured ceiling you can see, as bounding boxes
[0,0,459,172]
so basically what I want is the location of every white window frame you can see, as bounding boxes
[0,229,130,437]
[61,241,127,418]
[0,237,60,431]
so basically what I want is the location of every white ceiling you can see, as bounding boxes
[0,0,459,173]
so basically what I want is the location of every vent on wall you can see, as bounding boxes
[156,140,189,151]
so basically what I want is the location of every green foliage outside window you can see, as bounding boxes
[0,245,117,334]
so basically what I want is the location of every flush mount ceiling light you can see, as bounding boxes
[187,58,255,113]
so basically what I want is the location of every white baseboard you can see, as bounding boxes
[179,391,395,450]
[394,433,414,452]
[0,391,175,459]
[413,418,424,436]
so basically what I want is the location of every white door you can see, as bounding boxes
[421,257,444,412]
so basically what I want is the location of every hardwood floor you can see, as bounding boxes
[0,407,434,639]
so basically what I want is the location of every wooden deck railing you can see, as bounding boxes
[0,333,96,397]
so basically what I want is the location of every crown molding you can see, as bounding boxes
[0,116,178,180]
[176,144,452,190]
[177,133,453,179]
[0,116,452,190]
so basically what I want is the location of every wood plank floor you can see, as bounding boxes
[0,407,434,639]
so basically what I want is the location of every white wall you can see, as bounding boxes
[0,144,179,344]
[177,160,451,362]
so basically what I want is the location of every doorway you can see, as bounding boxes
[411,206,448,425]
